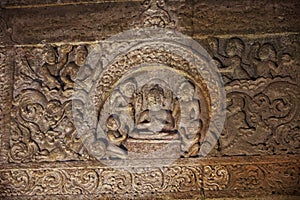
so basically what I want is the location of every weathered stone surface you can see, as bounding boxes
[0,0,299,199]
[1,0,299,45]
[193,0,300,36]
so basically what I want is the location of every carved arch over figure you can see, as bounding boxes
[73,28,226,160]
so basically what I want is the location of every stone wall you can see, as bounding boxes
[0,0,299,199]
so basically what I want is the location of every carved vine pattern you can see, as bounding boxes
[8,36,300,162]
[10,45,92,163]
[205,37,300,156]
[0,159,299,197]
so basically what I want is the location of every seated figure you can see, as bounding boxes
[105,115,128,159]
[132,84,178,140]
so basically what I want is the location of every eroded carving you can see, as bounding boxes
[96,74,205,160]
[106,115,128,159]
[1,156,298,198]
[177,81,202,157]
[138,0,176,28]
[207,37,299,84]
[10,45,91,163]
[221,78,300,155]
[0,17,14,45]
[203,165,229,190]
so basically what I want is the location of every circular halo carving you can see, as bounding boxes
[73,28,226,165]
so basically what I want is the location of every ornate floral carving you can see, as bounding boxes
[163,166,202,193]
[10,45,91,163]
[0,156,298,198]
[220,77,300,155]
[225,161,300,196]
[203,165,229,190]
[135,0,176,28]
[132,168,164,192]
[0,163,203,197]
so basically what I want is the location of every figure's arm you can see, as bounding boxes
[172,100,181,129]
[164,110,175,129]
[107,131,127,146]
[268,61,279,75]
[56,45,72,75]
[136,111,151,129]
[191,101,200,120]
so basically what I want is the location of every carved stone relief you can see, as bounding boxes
[204,36,300,85]
[201,36,300,156]
[98,68,205,159]
[0,0,299,198]
[0,155,298,198]
[10,45,91,163]
[8,35,299,164]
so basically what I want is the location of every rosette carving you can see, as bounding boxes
[203,165,229,190]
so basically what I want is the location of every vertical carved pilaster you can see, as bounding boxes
[0,47,14,163]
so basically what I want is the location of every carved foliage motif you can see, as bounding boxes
[10,45,92,163]
[0,165,204,197]
[226,162,300,194]
[0,156,299,198]
[220,77,300,155]
[203,165,229,190]
[203,36,300,156]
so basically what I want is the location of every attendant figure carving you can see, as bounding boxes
[251,43,277,78]
[219,38,250,81]
[177,81,201,157]
[110,78,136,135]
[38,46,61,90]
[60,45,91,90]
[105,115,128,159]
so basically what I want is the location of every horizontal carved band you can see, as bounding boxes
[1,0,299,45]
[0,155,299,198]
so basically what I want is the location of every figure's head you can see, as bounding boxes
[147,85,164,109]
[225,38,245,57]
[258,43,276,61]
[75,45,88,66]
[119,78,137,98]
[43,46,57,65]
[177,81,195,101]
[106,115,120,131]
